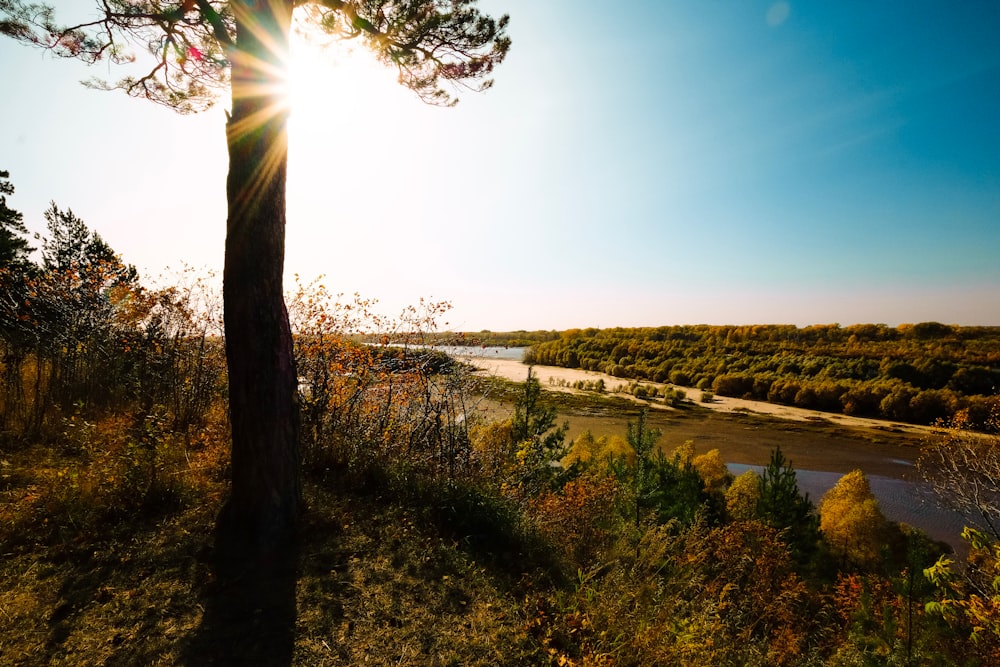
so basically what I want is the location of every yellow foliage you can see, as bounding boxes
[671,439,695,465]
[596,434,632,463]
[470,419,515,474]
[725,470,759,521]
[692,448,730,492]
[564,431,598,466]
[819,469,887,567]
[565,433,634,468]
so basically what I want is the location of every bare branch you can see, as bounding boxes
[919,415,1000,540]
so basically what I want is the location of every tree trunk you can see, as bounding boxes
[218,0,300,556]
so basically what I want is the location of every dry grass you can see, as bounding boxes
[0,434,551,666]
[292,483,539,665]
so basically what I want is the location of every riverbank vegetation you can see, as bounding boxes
[2,180,1000,663]
[521,325,1000,429]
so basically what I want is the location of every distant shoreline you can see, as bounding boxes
[457,353,936,438]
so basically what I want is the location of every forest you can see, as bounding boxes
[522,325,1000,429]
[3,172,1000,665]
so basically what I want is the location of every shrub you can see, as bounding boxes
[664,388,687,407]
[713,373,755,399]
[669,369,691,387]
[529,474,623,567]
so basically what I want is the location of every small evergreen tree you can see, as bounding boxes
[627,408,660,529]
[756,446,820,565]
[510,367,569,497]
[40,203,136,283]
[645,449,709,526]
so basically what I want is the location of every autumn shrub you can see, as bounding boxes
[831,572,909,663]
[768,377,801,405]
[528,522,686,666]
[831,568,957,666]
[880,384,917,421]
[713,372,755,399]
[0,404,230,553]
[287,278,478,482]
[696,521,820,665]
[669,369,691,386]
[140,269,227,431]
[529,517,836,666]
[725,469,760,520]
[663,387,686,406]
[839,384,886,417]
[529,473,624,568]
[691,447,732,494]
[819,470,889,569]
[469,418,516,482]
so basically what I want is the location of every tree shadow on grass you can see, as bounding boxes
[180,535,299,667]
[15,501,207,666]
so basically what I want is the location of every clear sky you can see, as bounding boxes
[2,1,999,331]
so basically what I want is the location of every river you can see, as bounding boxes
[443,346,974,553]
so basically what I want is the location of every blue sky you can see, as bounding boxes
[1,1,998,330]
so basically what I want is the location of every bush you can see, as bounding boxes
[669,370,691,387]
[908,389,956,425]
[664,388,687,407]
[713,373,756,399]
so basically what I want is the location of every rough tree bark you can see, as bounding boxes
[218,0,301,555]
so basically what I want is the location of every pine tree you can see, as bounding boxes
[0,1,510,556]
[0,170,32,270]
[756,446,820,565]
[511,367,569,497]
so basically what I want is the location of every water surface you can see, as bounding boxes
[728,463,972,552]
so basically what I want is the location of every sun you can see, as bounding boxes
[285,34,398,118]
[280,29,441,282]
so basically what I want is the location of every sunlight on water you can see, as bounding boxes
[434,346,526,361]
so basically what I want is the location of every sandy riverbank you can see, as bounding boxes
[457,354,937,438]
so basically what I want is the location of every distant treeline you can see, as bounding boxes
[523,323,1000,428]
